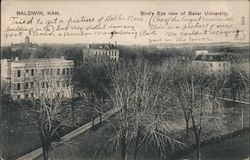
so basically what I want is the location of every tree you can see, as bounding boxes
[73,55,111,127]
[178,64,225,160]
[21,65,73,160]
[104,58,186,160]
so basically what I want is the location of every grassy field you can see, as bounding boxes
[173,131,249,160]
[3,99,248,160]
[41,101,249,160]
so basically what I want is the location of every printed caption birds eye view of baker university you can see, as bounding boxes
[0,1,249,160]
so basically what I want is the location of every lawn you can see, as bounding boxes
[40,101,249,160]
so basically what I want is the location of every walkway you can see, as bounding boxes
[16,107,118,160]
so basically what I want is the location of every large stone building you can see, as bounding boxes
[1,57,74,100]
[83,43,119,62]
[192,50,231,74]
[11,36,37,51]
[11,36,38,58]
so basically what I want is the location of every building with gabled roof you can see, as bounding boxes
[83,43,119,62]
[192,50,231,74]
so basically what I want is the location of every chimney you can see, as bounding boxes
[15,57,19,61]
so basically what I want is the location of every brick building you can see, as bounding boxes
[83,43,119,62]
[1,57,74,100]
[192,50,231,74]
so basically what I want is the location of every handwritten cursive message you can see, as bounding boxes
[3,10,247,44]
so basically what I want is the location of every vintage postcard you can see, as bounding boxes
[1,0,249,160]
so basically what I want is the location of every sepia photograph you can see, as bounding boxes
[0,0,249,160]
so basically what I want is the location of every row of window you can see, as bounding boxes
[17,69,34,77]
[16,68,73,78]
[95,50,118,57]
[16,93,34,99]
[41,80,70,88]
[209,63,229,67]
[195,62,229,68]
[16,91,68,99]
[42,68,72,75]
[14,80,71,91]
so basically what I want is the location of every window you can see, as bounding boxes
[62,68,66,75]
[30,82,34,88]
[62,81,66,87]
[210,63,213,67]
[25,82,29,89]
[57,68,60,75]
[219,64,221,67]
[25,69,29,76]
[223,63,225,67]
[57,81,60,87]
[31,69,34,76]
[42,82,45,88]
[31,93,34,98]
[50,69,53,75]
[66,80,70,87]
[66,68,69,75]
[46,69,50,75]
[17,83,21,90]
[17,95,21,99]
[17,70,21,77]
[25,94,29,98]
[42,69,46,75]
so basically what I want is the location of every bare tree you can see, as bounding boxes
[104,58,187,160]
[73,55,111,127]
[21,65,73,160]
[178,64,225,160]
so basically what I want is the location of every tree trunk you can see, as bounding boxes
[71,100,75,126]
[232,91,236,114]
[238,90,241,101]
[99,113,102,123]
[191,114,201,160]
[121,129,128,160]
[92,116,95,127]
[91,94,95,127]
[185,119,189,138]
[133,126,141,160]
[195,137,201,160]
[42,144,49,160]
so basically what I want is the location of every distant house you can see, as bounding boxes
[1,57,74,100]
[83,43,119,62]
[11,36,38,58]
[192,50,231,74]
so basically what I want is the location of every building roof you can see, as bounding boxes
[11,43,37,48]
[11,58,73,63]
[194,54,229,61]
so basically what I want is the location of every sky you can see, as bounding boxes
[1,0,249,46]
